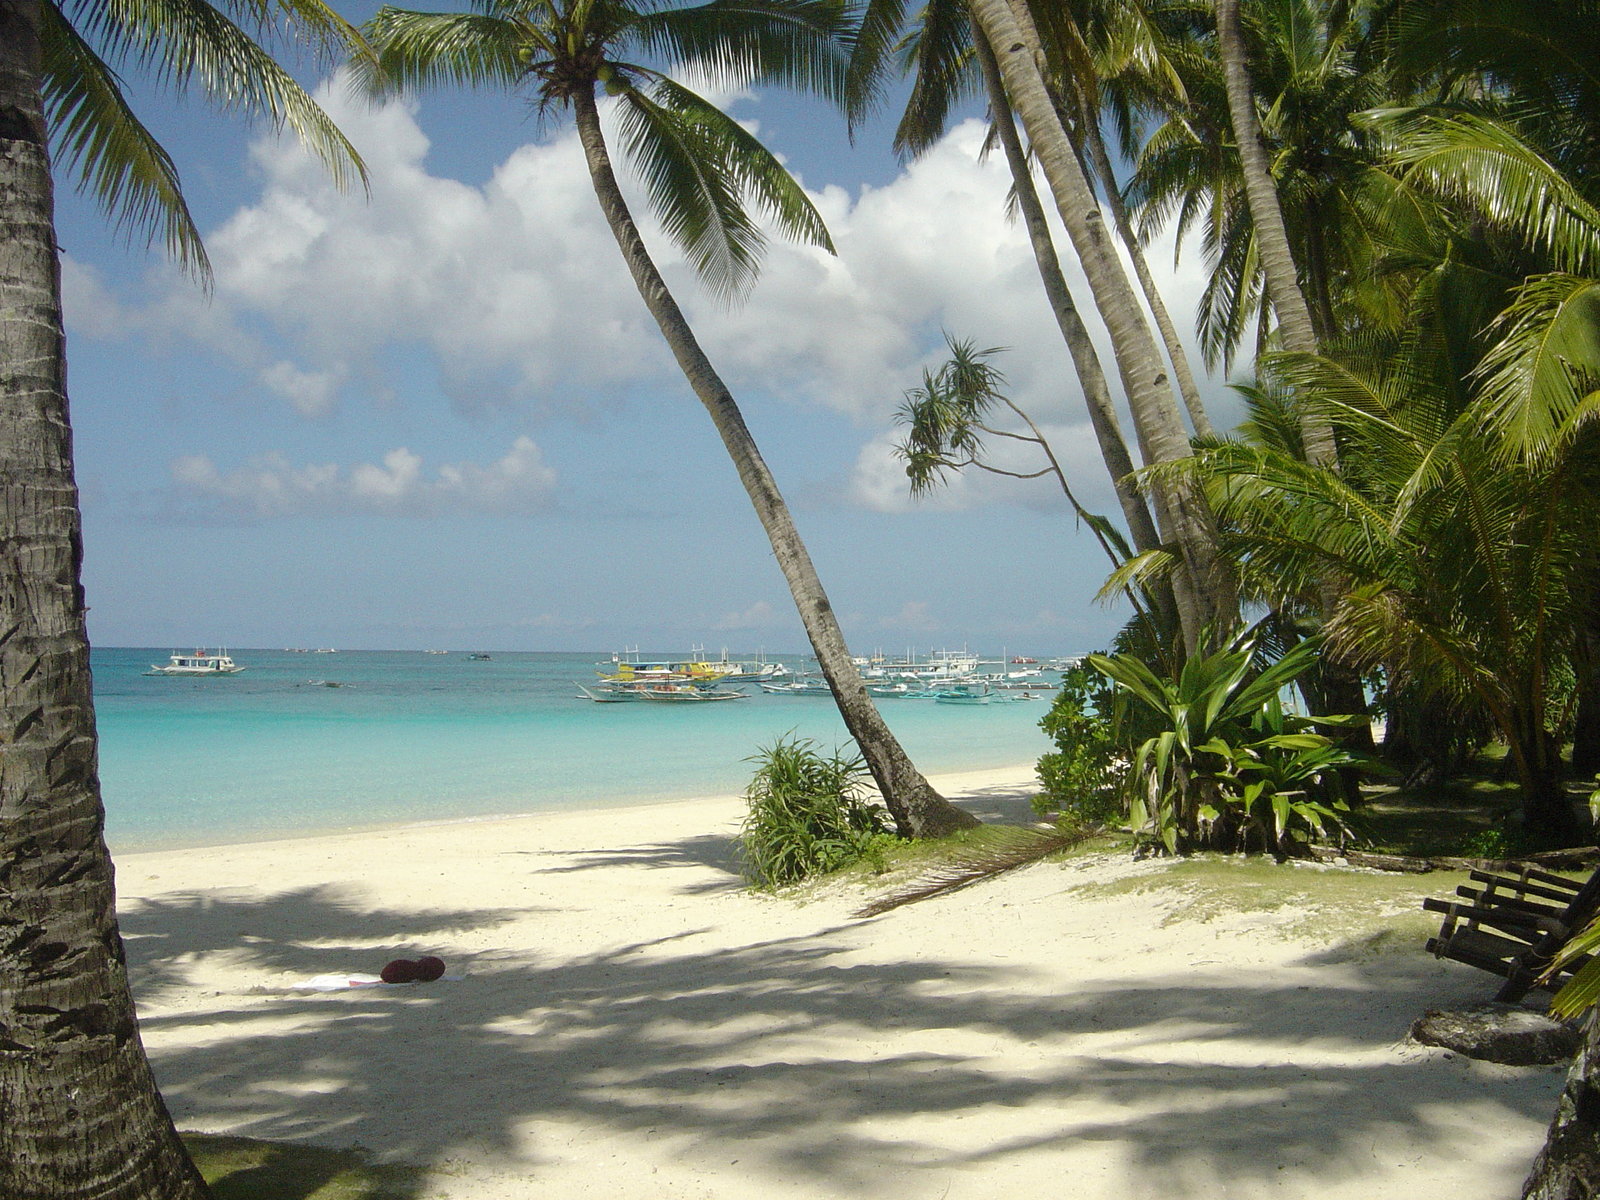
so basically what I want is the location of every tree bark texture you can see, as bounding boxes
[965,0,1235,655]
[1080,112,1213,439]
[973,30,1179,638]
[570,88,978,838]
[1523,1008,1600,1199]
[0,2,211,1195]
[1212,0,1338,469]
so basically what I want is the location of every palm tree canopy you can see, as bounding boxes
[357,0,846,299]
[43,0,368,280]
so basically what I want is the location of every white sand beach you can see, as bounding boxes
[115,765,1567,1198]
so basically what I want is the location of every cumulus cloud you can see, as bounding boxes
[164,436,557,520]
[65,71,1226,504]
[878,600,939,634]
[714,600,777,631]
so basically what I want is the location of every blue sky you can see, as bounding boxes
[54,13,1234,656]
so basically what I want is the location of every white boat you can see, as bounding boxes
[633,684,747,703]
[759,678,834,695]
[935,682,994,705]
[577,681,747,703]
[867,681,936,698]
[146,650,245,676]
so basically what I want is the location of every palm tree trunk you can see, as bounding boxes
[1079,110,1214,439]
[570,88,977,838]
[966,0,1235,655]
[972,29,1177,635]
[1523,1009,1600,1199]
[0,4,211,1196]
[1212,0,1338,469]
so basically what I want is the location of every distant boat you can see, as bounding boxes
[935,682,994,705]
[867,681,935,698]
[759,678,833,695]
[467,653,493,660]
[146,650,245,676]
[575,681,746,703]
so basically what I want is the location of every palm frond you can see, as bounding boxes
[633,0,854,102]
[69,0,366,191]
[358,7,527,96]
[614,75,831,300]
[1472,273,1600,463]
[41,0,210,281]
[891,0,975,159]
[1377,107,1600,275]
[842,0,910,127]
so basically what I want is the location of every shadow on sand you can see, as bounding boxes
[121,829,1560,1198]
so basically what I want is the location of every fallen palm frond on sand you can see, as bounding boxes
[853,824,1102,918]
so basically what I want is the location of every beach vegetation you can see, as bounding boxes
[354,0,978,841]
[1088,632,1366,856]
[1034,662,1127,828]
[0,0,362,1194]
[739,736,895,889]
[183,1134,415,1200]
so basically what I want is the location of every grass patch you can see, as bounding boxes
[1060,854,1466,945]
[1351,773,1527,859]
[183,1134,420,1200]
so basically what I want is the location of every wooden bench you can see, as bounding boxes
[1425,864,1600,1001]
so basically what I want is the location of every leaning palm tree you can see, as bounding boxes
[357,0,978,837]
[962,0,1235,655]
[1,0,361,1193]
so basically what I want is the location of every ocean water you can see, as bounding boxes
[91,648,1057,851]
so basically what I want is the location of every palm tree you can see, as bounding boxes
[0,0,361,1192]
[963,0,1235,655]
[358,0,978,838]
[1173,343,1598,842]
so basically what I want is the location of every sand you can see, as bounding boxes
[115,765,1567,1198]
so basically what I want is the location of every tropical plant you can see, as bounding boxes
[1,0,362,1194]
[1169,347,1600,841]
[740,736,894,888]
[357,0,977,837]
[1089,632,1363,854]
[1034,662,1127,827]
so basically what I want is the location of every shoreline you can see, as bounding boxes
[117,765,1563,1199]
[106,761,1046,857]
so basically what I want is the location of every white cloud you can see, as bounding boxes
[164,436,556,520]
[260,360,344,416]
[714,600,777,630]
[67,74,1227,506]
[878,600,939,633]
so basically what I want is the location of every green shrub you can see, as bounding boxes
[740,736,894,889]
[1090,633,1371,856]
[1035,663,1127,826]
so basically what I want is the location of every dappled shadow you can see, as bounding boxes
[121,885,526,1001]
[522,832,744,885]
[123,853,1563,1197]
[949,784,1045,825]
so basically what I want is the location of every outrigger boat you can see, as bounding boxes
[575,681,747,703]
[934,682,995,705]
[146,650,245,676]
[759,678,833,695]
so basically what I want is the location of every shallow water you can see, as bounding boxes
[93,648,1056,851]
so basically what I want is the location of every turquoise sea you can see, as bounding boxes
[92,647,1057,852]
